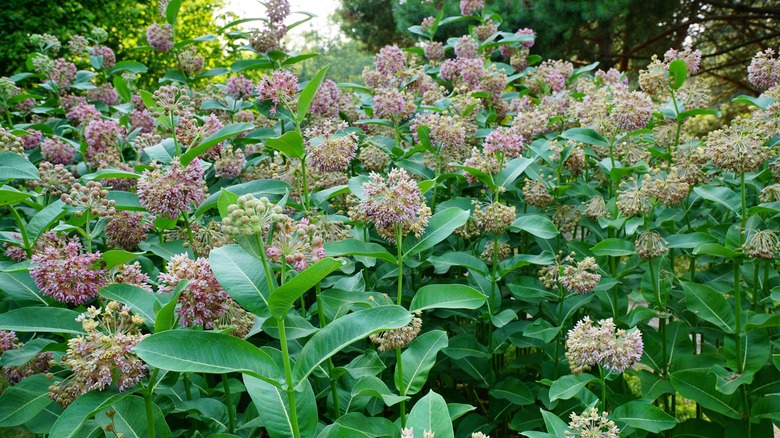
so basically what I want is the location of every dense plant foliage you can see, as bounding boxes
[0,0,779,437]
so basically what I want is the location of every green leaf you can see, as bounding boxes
[50,388,133,438]
[292,305,412,385]
[677,108,721,121]
[732,95,776,110]
[692,243,739,260]
[297,65,330,122]
[548,374,597,402]
[266,131,305,159]
[668,59,687,90]
[323,239,396,264]
[611,401,677,433]
[139,90,156,109]
[395,330,448,396]
[154,280,186,332]
[96,396,172,438]
[523,319,560,344]
[0,152,39,180]
[407,390,454,438]
[670,369,742,419]
[210,244,271,317]
[351,376,409,407]
[0,338,55,367]
[694,185,740,215]
[591,238,636,257]
[99,284,160,326]
[268,258,342,318]
[0,271,47,305]
[245,375,317,438]
[560,128,609,148]
[665,232,716,249]
[0,186,34,205]
[489,377,534,406]
[134,331,283,385]
[0,374,56,427]
[402,208,469,257]
[217,188,239,219]
[166,0,182,25]
[681,281,735,334]
[428,252,488,275]
[540,409,569,436]
[409,284,486,312]
[81,169,140,181]
[101,249,143,269]
[510,214,558,239]
[180,123,254,166]
[0,307,84,334]
[746,313,780,330]
[27,200,66,242]
[499,157,533,188]
[107,60,149,76]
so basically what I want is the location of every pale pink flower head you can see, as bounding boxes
[610,89,653,132]
[40,136,75,165]
[309,79,340,118]
[483,126,525,157]
[137,158,206,219]
[158,254,231,328]
[748,48,779,90]
[256,69,298,115]
[373,88,416,121]
[30,240,108,305]
[90,45,116,68]
[664,47,702,75]
[146,23,174,53]
[375,44,406,77]
[454,36,478,59]
[357,168,431,241]
[225,74,254,99]
[460,0,484,15]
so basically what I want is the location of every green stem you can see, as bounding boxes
[8,205,31,258]
[395,224,407,427]
[554,284,565,379]
[183,374,192,400]
[489,233,499,314]
[396,347,407,427]
[144,390,156,438]
[181,213,198,258]
[84,211,92,253]
[735,171,747,374]
[278,317,301,438]
[222,374,236,434]
[300,156,310,212]
[600,366,608,412]
[316,283,341,417]
[256,234,276,294]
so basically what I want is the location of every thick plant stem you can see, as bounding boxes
[8,205,31,257]
[395,225,407,427]
[599,366,608,412]
[735,171,747,374]
[222,374,236,434]
[255,234,276,294]
[278,317,301,438]
[181,213,198,258]
[316,283,341,417]
[183,374,192,400]
[144,390,156,438]
[553,284,566,379]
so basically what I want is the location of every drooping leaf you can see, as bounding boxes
[548,374,597,402]
[293,305,412,385]
[406,390,454,438]
[670,369,742,419]
[0,152,39,180]
[0,374,57,427]
[611,401,677,433]
[409,284,486,312]
[134,331,283,385]
[323,239,396,264]
[510,214,559,239]
[681,281,735,333]
[297,65,330,122]
[395,330,449,396]
[0,307,84,334]
[180,123,254,166]
[210,244,272,317]
[99,284,160,326]
[402,208,469,257]
[244,375,318,438]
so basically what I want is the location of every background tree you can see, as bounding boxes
[339,0,780,96]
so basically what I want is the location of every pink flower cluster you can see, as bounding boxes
[146,23,174,53]
[566,316,644,374]
[137,158,205,219]
[30,240,108,305]
[158,254,231,328]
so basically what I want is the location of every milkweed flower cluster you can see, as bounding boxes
[706,120,771,173]
[158,254,231,329]
[401,429,435,438]
[747,48,779,90]
[266,217,326,271]
[539,253,601,294]
[460,0,484,15]
[566,316,644,374]
[472,201,516,233]
[482,126,525,157]
[225,74,255,99]
[61,181,117,218]
[221,194,287,237]
[256,69,298,115]
[564,407,621,438]
[0,331,53,389]
[49,302,148,406]
[740,229,780,259]
[105,211,152,250]
[354,168,432,242]
[370,312,422,351]
[146,23,174,53]
[306,132,359,173]
[636,230,668,259]
[30,240,108,305]
[137,158,205,219]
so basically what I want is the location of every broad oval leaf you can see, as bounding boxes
[134,330,283,385]
[694,185,740,215]
[681,281,735,333]
[670,369,742,419]
[395,330,449,396]
[266,130,304,159]
[99,284,160,326]
[292,305,412,385]
[323,239,396,264]
[210,244,271,317]
[402,208,469,257]
[560,128,609,148]
[407,390,454,438]
[548,374,597,402]
[591,238,636,257]
[297,64,330,122]
[180,123,254,166]
[611,401,677,433]
[0,307,84,334]
[409,284,486,312]
[245,375,318,438]
[510,214,558,239]
[0,374,56,427]
[0,152,39,180]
